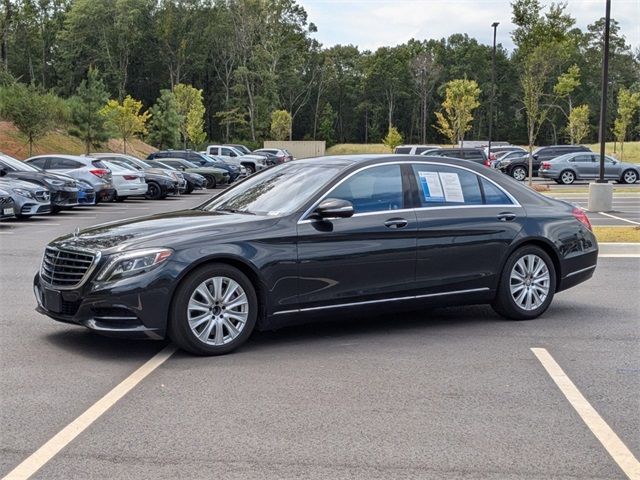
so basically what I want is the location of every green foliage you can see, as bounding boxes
[69,67,110,154]
[100,95,150,154]
[554,64,581,98]
[382,126,403,151]
[0,82,66,155]
[613,88,640,160]
[567,104,590,144]
[434,78,481,146]
[174,83,206,148]
[148,89,181,150]
[270,110,292,141]
[318,104,337,146]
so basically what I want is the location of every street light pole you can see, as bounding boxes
[597,0,611,183]
[488,22,499,160]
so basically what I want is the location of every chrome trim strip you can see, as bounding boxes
[298,160,520,224]
[273,287,491,316]
[563,264,597,279]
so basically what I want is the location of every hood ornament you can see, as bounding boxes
[73,226,80,238]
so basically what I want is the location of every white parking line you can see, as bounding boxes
[2,344,177,480]
[531,348,640,480]
[597,212,640,226]
[599,254,640,258]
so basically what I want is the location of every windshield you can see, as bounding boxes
[0,154,41,172]
[199,163,344,216]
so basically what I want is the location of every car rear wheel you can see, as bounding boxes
[492,246,556,320]
[559,170,575,185]
[244,164,256,174]
[169,264,258,355]
[145,181,162,200]
[621,169,638,184]
[511,166,527,181]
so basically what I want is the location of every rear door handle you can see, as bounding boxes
[497,212,517,222]
[384,218,408,229]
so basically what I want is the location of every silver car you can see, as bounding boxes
[0,177,51,218]
[25,155,116,202]
[538,152,640,185]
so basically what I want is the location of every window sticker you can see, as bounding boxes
[418,171,445,202]
[439,172,465,203]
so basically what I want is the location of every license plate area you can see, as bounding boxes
[3,208,13,215]
[42,287,62,313]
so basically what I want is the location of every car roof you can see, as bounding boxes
[28,154,95,161]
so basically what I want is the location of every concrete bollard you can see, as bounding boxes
[587,182,613,212]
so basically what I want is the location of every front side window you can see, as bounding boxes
[28,158,48,168]
[328,164,404,214]
[412,164,484,207]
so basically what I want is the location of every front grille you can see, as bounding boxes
[40,247,96,289]
[35,190,50,202]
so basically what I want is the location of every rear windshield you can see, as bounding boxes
[394,147,411,154]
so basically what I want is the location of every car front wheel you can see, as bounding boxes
[169,264,258,355]
[511,166,527,181]
[204,175,217,189]
[145,182,163,200]
[492,246,556,320]
[621,169,638,184]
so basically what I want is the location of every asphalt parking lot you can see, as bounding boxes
[1,191,639,479]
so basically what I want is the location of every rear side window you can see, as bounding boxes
[480,178,513,205]
[464,150,484,160]
[394,147,411,154]
[91,160,107,169]
[412,164,482,207]
[27,158,47,168]
[415,147,428,154]
[49,158,82,169]
[329,164,404,213]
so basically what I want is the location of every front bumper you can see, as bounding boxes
[51,189,79,207]
[19,201,51,216]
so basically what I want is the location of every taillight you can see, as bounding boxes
[90,168,109,178]
[541,162,551,170]
[123,175,137,180]
[484,159,491,167]
[572,207,592,230]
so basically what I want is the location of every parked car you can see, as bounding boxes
[101,161,149,201]
[149,150,244,183]
[33,155,598,355]
[485,145,526,158]
[0,177,51,218]
[203,156,246,182]
[205,145,244,159]
[147,158,229,189]
[538,152,640,185]
[145,161,208,193]
[423,147,488,165]
[395,145,441,154]
[253,148,293,163]
[76,180,97,206]
[0,154,79,212]
[0,185,17,219]
[497,145,591,180]
[224,144,252,155]
[25,155,116,203]
[249,151,279,166]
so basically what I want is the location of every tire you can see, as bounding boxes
[511,166,527,181]
[145,181,163,200]
[492,245,556,320]
[559,170,575,185]
[169,264,258,355]
[204,175,217,189]
[115,196,127,203]
[185,185,194,194]
[621,169,638,184]
[244,164,256,175]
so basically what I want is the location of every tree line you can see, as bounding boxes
[0,0,639,154]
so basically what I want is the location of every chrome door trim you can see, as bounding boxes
[272,287,491,316]
[563,264,597,279]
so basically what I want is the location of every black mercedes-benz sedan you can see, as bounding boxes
[34,155,598,355]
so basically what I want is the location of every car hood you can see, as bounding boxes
[6,171,76,188]
[0,178,49,192]
[50,209,279,253]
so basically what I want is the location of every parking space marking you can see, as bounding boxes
[597,212,640,226]
[599,254,640,258]
[531,348,640,480]
[2,344,177,480]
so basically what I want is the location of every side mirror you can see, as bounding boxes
[532,154,539,160]
[313,198,354,219]
[0,167,6,177]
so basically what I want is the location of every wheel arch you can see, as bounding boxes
[502,237,563,292]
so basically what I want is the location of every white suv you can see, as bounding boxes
[205,145,267,174]
[393,145,441,155]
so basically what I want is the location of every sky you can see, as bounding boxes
[299,0,640,52]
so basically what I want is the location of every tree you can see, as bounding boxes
[270,110,291,141]
[567,104,590,145]
[68,67,109,153]
[613,88,640,160]
[173,83,205,148]
[382,126,403,151]
[434,78,481,146]
[0,82,64,155]
[317,104,336,146]
[148,89,180,150]
[100,95,150,154]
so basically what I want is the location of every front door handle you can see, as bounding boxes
[497,212,517,222]
[384,218,408,229]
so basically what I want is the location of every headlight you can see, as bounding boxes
[44,178,65,186]
[12,188,34,199]
[96,248,173,282]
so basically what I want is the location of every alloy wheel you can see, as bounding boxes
[512,167,526,181]
[623,170,638,184]
[560,170,575,184]
[187,276,249,345]
[509,254,550,311]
